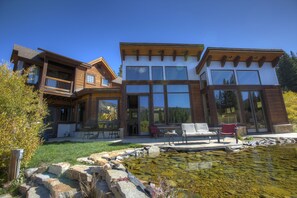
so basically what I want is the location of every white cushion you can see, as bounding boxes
[181,123,196,134]
[194,123,209,133]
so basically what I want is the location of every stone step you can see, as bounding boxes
[42,177,80,198]
[26,186,50,198]
[32,172,56,185]
[64,165,97,183]
[48,162,71,176]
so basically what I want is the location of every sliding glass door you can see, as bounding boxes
[241,91,267,133]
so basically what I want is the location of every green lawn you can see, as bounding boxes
[27,141,140,168]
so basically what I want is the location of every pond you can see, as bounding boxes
[124,144,297,197]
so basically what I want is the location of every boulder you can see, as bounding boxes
[43,178,80,198]
[24,168,38,178]
[105,169,128,190]
[64,165,94,183]
[36,166,48,174]
[77,157,95,165]
[0,194,12,198]
[32,173,56,185]
[96,180,112,197]
[147,146,160,157]
[95,158,109,166]
[114,181,149,198]
[48,162,71,176]
[26,186,50,198]
[19,183,31,195]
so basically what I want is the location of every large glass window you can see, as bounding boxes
[237,71,261,85]
[27,66,39,84]
[98,100,118,129]
[214,90,240,124]
[211,70,236,85]
[167,85,191,123]
[126,85,149,93]
[152,66,163,80]
[165,66,188,80]
[153,85,165,124]
[126,66,149,80]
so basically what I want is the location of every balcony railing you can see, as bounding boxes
[44,76,73,94]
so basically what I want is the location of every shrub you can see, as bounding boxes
[0,63,47,179]
[283,91,297,131]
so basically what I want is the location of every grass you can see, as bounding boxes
[27,141,140,168]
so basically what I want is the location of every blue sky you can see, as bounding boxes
[1,0,297,73]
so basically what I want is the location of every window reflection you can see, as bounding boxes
[98,100,118,129]
[237,71,261,85]
[153,84,165,124]
[126,85,149,93]
[214,90,240,124]
[152,66,163,80]
[211,70,236,85]
[126,66,149,80]
[165,66,188,80]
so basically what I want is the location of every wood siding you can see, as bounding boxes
[189,82,204,123]
[85,64,115,89]
[74,67,86,92]
[263,87,289,125]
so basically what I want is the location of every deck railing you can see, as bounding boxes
[44,76,73,94]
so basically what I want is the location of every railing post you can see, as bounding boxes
[8,149,24,181]
[70,81,73,93]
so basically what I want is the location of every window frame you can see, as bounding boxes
[86,73,95,84]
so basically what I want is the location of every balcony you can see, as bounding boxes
[44,76,73,96]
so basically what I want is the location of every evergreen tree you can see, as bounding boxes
[117,64,122,77]
[276,52,297,92]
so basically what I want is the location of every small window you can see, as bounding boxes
[27,66,39,84]
[86,74,95,84]
[102,78,109,86]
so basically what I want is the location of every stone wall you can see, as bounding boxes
[273,124,294,133]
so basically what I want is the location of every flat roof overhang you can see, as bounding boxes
[75,88,121,97]
[196,47,284,74]
[120,42,204,61]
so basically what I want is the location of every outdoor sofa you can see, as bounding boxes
[181,123,218,144]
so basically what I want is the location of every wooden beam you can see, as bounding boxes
[206,55,212,66]
[246,56,253,67]
[233,56,240,67]
[258,56,266,68]
[272,57,280,67]
[160,50,164,61]
[173,50,177,61]
[136,50,139,61]
[148,50,152,61]
[184,50,189,61]
[220,55,227,67]
[121,50,125,61]
[197,51,202,61]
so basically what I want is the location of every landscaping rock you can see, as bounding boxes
[114,181,149,198]
[43,178,80,198]
[105,169,128,189]
[147,146,160,157]
[77,157,95,164]
[65,165,94,183]
[48,162,71,176]
[103,163,112,170]
[95,158,109,166]
[36,166,48,174]
[96,180,112,197]
[0,194,12,198]
[26,186,50,198]
[24,168,38,178]
[32,173,56,185]
[19,183,31,195]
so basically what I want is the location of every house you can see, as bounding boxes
[11,44,122,138]
[10,43,293,138]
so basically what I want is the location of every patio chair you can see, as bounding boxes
[218,124,238,144]
[149,125,160,138]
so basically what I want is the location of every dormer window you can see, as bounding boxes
[102,77,109,86]
[86,74,95,84]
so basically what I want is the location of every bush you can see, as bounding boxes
[0,63,47,178]
[283,91,297,131]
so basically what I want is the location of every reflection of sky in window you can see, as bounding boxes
[126,85,149,93]
[153,85,164,92]
[152,67,163,80]
[237,71,260,85]
[167,85,188,92]
[165,66,188,80]
[153,94,164,108]
[212,70,235,85]
[168,94,190,108]
[126,66,149,80]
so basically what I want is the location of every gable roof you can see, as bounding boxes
[88,57,117,79]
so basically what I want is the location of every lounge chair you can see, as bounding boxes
[218,124,238,144]
[181,123,218,144]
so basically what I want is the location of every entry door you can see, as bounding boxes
[241,91,267,133]
[138,96,149,135]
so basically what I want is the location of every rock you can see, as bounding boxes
[95,158,109,166]
[114,181,149,198]
[24,168,38,178]
[0,194,12,198]
[19,183,31,195]
[32,173,56,185]
[124,150,135,155]
[36,166,48,174]
[147,146,160,157]
[116,156,124,161]
[103,163,112,170]
[64,165,94,183]
[105,169,128,190]
[48,162,71,176]
[43,178,80,198]
[96,180,111,197]
[89,152,108,161]
[101,153,111,160]
[77,157,95,164]
[26,186,50,198]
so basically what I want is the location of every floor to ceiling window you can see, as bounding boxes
[98,100,119,129]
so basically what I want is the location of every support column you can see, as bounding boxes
[39,56,48,97]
